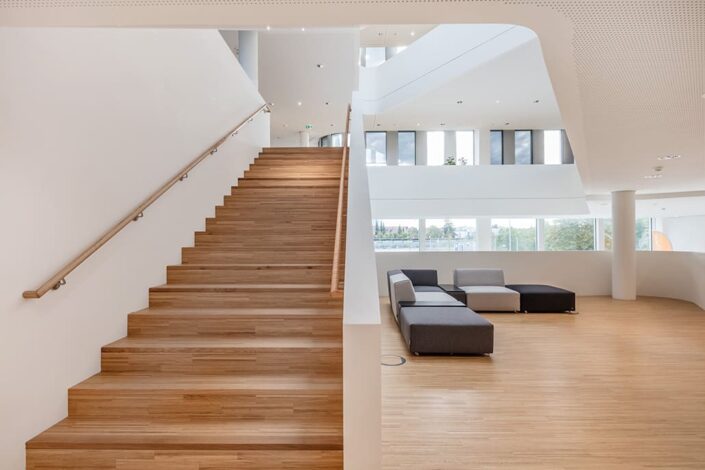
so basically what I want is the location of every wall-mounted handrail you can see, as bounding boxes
[330,104,352,294]
[23,103,269,299]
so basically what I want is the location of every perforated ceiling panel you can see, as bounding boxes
[1,0,704,194]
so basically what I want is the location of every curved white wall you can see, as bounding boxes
[0,28,269,469]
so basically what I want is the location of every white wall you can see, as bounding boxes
[661,215,705,252]
[368,164,588,218]
[376,250,705,310]
[0,27,268,469]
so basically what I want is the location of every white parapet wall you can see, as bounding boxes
[343,94,382,469]
[0,28,269,469]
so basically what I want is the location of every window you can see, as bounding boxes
[515,130,532,164]
[544,130,562,165]
[365,132,387,166]
[491,218,537,251]
[636,218,652,251]
[372,219,419,251]
[331,133,342,147]
[601,218,653,251]
[427,131,445,166]
[490,130,503,165]
[398,131,416,166]
[455,131,474,165]
[425,219,477,251]
[544,218,595,251]
[320,135,330,147]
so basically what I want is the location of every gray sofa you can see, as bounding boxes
[387,270,494,355]
[453,268,520,312]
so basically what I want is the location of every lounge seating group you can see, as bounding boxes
[387,268,576,355]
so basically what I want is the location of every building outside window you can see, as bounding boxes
[492,218,537,251]
[455,131,475,165]
[543,130,562,165]
[515,130,532,164]
[365,131,387,166]
[398,131,416,166]
[372,219,419,251]
[427,131,445,166]
[490,130,503,165]
[544,218,595,250]
[425,219,477,251]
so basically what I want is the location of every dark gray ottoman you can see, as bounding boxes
[398,306,494,355]
[505,284,576,313]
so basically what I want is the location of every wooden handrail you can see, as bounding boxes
[330,104,352,294]
[23,103,269,299]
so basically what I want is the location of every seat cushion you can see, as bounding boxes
[413,285,445,293]
[398,306,494,354]
[454,268,505,287]
[415,291,460,303]
[460,286,520,312]
[505,284,576,312]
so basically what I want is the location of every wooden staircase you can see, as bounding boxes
[26,147,346,469]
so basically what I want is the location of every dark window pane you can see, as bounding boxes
[515,130,532,164]
[365,132,387,165]
[320,135,330,147]
[398,132,416,166]
[490,130,503,165]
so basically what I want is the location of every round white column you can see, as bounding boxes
[299,131,310,147]
[611,190,636,300]
[238,31,258,88]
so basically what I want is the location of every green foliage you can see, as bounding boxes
[544,219,595,251]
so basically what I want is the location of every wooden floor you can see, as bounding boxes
[381,296,705,469]
[26,147,346,469]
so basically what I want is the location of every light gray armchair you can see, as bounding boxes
[453,269,520,312]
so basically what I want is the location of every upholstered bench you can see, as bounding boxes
[398,306,494,355]
[505,284,576,313]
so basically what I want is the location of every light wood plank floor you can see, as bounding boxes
[381,296,705,469]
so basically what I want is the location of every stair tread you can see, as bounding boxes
[130,307,342,318]
[151,283,330,291]
[104,335,342,351]
[72,372,342,391]
[168,263,331,268]
[27,418,342,450]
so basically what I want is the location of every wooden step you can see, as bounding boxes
[262,147,343,154]
[68,373,342,420]
[28,448,343,469]
[149,283,341,309]
[167,263,332,284]
[229,187,339,198]
[236,179,340,188]
[127,307,341,337]
[181,248,334,264]
[101,336,342,375]
[26,417,343,451]
[203,221,339,235]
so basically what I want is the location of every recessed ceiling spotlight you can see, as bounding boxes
[456,100,463,104]
[316,64,324,69]
[504,122,510,126]
[268,102,275,106]
[440,123,446,126]
[301,27,306,32]
[410,31,416,36]
[657,154,682,160]
[266,25,271,31]
[297,101,302,106]
[376,123,381,127]
[324,101,329,105]
[378,32,383,36]
[330,124,334,127]
[533,99,540,104]
[643,174,663,179]
[495,100,501,104]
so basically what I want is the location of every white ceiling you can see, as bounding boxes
[359,24,435,47]
[363,37,562,131]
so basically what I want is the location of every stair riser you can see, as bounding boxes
[181,252,334,264]
[69,390,342,421]
[27,450,343,469]
[101,349,342,376]
[167,266,331,284]
[149,291,341,309]
[194,232,335,244]
[128,314,342,338]
[236,180,339,188]
[229,188,339,197]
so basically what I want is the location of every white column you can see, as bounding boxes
[415,131,428,165]
[476,128,491,165]
[238,31,258,88]
[477,217,492,251]
[299,131,310,147]
[611,190,636,300]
